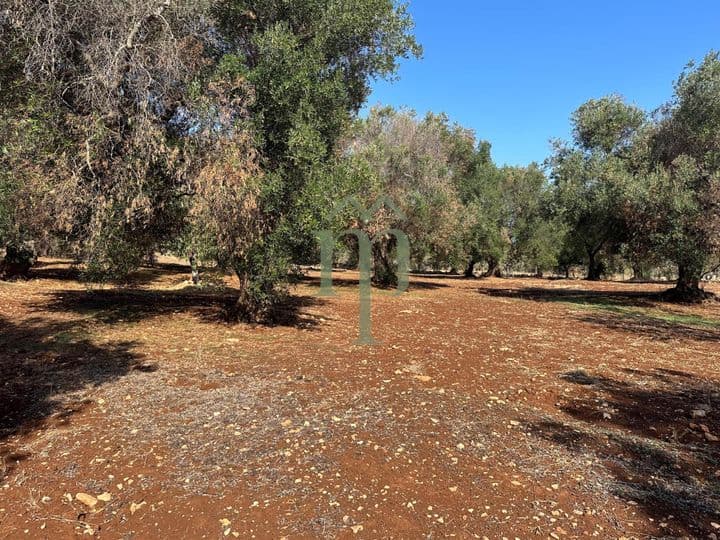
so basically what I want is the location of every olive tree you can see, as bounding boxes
[3,0,420,318]
[338,107,465,285]
[628,53,720,298]
[550,96,645,280]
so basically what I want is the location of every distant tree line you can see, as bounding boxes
[333,55,720,300]
[1,1,719,317]
[333,107,565,285]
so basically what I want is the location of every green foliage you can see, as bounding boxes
[572,95,645,154]
[555,296,720,329]
[4,0,419,314]
[628,52,720,291]
[0,240,37,279]
[0,177,14,246]
[551,95,643,279]
[164,0,423,313]
[501,165,566,274]
[549,59,720,291]
[193,0,421,316]
[337,107,464,281]
[82,225,152,283]
[445,128,508,274]
[8,0,720,301]
[455,157,563,277]
[627,156,718,288]
[0,44,70,253]
[339,107,563,280]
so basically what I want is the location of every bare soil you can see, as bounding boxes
[1,259,719,539]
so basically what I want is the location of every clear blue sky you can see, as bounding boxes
[365,1,720,167]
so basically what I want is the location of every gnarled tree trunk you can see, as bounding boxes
[464,259,476,278]
[630,263,649,282]
[372,238,398,288]
[661,264,716,303]
[676,265,700,292]
[586,250,603,281]
[484,257,503,278]
[230,269,257,321]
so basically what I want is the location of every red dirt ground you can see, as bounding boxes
[1,259,719,539]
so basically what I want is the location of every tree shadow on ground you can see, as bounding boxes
[301,273,449,291]
[477,285,661,307]
[33,287,327,329]
[29,260,83,282]
[29,260,188,287]
[527,368,720,536]
[0,315,146,479]
[477,286,720,343]
[576,310,720,342]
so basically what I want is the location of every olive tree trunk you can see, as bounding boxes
[464,259,476,278]
[484,257,503,278]
[586,249,603,281]
[372,237,398,288]
[664,264,714,302]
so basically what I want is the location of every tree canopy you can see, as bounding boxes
[2,5,720,303]
[1,0,421,313]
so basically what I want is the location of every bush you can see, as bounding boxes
[1,240,37,279]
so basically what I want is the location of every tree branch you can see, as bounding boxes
[125,0,171,50]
